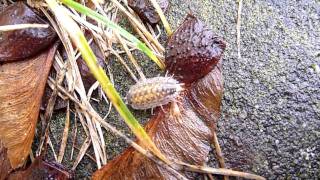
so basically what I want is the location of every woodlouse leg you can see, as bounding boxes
[160,105,165,113]
[170,101,182,122]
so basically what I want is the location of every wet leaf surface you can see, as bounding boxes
[128,0,169,25]
[92,15,225,179]
[77,40,106,90]
[0,44,58,168]
[8,158,73,180]
[166,14,226,84]
[0,141,12,180]
[0,2,57,62]
[188,61,223,126]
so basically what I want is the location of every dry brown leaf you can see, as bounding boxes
[92,15,225,179]
[189,61,224,127]
[0,2,58,169]
[0,44,58,168]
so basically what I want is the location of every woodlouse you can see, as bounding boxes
[126,76,184,110]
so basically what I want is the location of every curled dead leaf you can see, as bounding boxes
[166,14,226,84]
[0,2,57,62]
[128,0,169,25]
[0,141,12,180]
[1,140,72,180]
[77,40,106,90]
[8,158,73,180]
[92,15,225,179]
[189,61,224,127]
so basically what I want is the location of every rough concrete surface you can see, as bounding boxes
[165,0,319,179]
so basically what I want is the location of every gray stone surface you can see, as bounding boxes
[166,0,320,179]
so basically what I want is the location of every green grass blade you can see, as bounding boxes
[59,0,165,69]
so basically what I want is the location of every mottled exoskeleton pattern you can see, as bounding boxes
[127,76,183,110]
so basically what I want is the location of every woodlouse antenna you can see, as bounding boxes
[165,70,169,77]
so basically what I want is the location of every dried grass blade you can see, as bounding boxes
[0,24,49,31]
[72,137,91,170]
[111,0,165,52]
[57,102,71,163]
[60,0,165,69]
[37,57,66,156]
[176,161,265,180]
[110,48,138,82]
[149,0,172,35]
[115,32,146,80]
[48,136,58,161]
[70,113,78,160]
[74,146,97,163]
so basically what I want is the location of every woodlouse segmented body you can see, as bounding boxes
[126,76,184,110]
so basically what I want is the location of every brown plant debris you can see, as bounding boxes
[0,141,12,180]
[41,85,68,111]
[128,0,169,25]
[92,15,226,179]
[9,158,73,180]
[0,41,58,168]
[77,40,106,90]
[1,141,72,180]
[166,14,226,84]
[0,2,57,62]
